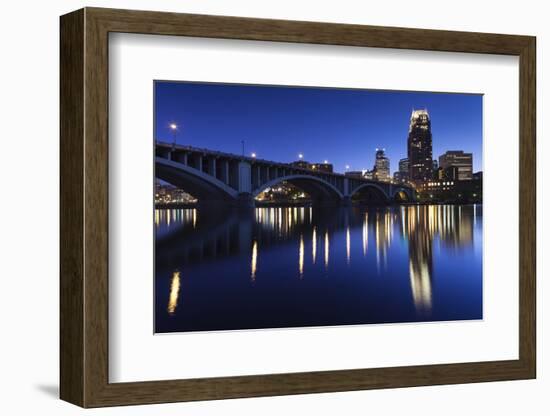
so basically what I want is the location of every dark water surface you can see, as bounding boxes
[155,205,482,333]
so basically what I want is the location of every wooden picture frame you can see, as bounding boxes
[60,7,536,408]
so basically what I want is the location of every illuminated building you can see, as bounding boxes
[394,157,409,183]
[290,160,311,170]
[438,150,473,180]
[393,171,406,183]
[154,181,197,205]
[373,148,390,182]
[255,181,309,203]
[310,162,333,173]
[290,160,333,173]
[345,170,365,179]
[399,158,409,175]
[407,109,433,184]
[418,178,481,203]
[364,170,375,180]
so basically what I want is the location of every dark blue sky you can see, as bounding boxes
[154,81,482,174]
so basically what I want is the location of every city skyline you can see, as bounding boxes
[154,81,483,174]
[154,81,484,334]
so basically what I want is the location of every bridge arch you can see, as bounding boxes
[155,157,238,203]
[349,183,391,204]
[392,187,413,202]
[253,174,344,202]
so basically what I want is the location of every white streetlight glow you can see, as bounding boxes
[345,165,350,170]
[251,152,257,158]
[298,153,303,159]
[324,160,328,164]
[169,123,178,148]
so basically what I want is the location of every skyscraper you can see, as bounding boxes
[374,148,390,182]
[399,157,409,174]
[393,157,410,183]
[407,109,433,184]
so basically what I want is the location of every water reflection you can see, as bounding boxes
[346,227,351,265]
[155,204,482,332]
[299,234,304,278]
[312,227,317,264]
[156,208,198,239]
[251,240,258,282]
[362,213,368,256]
[324,230,330,269]
[406,207,434,314]
[167,270,181,315]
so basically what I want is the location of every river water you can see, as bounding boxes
[155,204,482,333]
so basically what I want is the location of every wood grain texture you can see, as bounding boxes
[59,7,537,408]
[59,8,85,407]
[518,38,536,375]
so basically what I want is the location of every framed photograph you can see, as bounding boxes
[60,7,536,407]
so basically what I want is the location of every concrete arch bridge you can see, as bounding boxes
[156,142,415,207]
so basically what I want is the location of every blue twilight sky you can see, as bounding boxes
[154,81,483,174]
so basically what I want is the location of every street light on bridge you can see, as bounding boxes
[169,123,178,149]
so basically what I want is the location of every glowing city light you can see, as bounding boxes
[299,234,304,278]
[167,270,181,315]
[298,153,303,159]
[169,123,178,130]
[251,152,257,158]
[251,241,258,281]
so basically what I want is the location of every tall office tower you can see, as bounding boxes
[439,150,473,180]
[399,158,409,180]
[407,109,433,184]
[374,148,390,182]
[399,157,409,174]
[393,157,410,183]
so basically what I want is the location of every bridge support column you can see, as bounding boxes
[343,178,350,196]
[341,196,352,207]
[207,157,217,178]
[237,192,255,208]
[238,161,252,193]
[254,165,261,188]
[341,178,352,206]
[220,160,230,185]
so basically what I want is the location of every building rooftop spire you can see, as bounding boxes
[411,108,430,119]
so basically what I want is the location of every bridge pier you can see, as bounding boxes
[340,196,352,207]
[237,192,255,209]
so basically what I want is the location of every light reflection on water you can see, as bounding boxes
[155,204,482,332]
[251,240,258,282]
[167,270,180,315]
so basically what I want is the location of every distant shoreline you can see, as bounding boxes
[155,202,197,209]
[154,201,482,210]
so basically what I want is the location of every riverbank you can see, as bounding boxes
[155,202,197,209]
[154,200,481,210]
